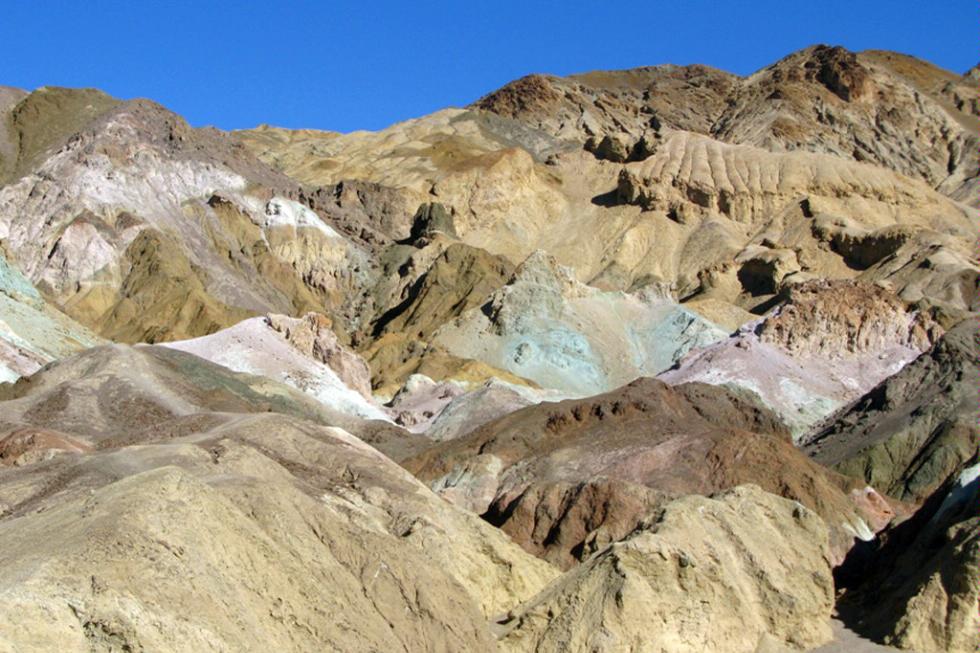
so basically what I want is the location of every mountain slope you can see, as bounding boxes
[806,319,979,503]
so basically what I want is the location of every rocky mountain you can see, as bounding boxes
[0,88,381,346]
[0,44,976,651]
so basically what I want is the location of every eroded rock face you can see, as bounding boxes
[497,485,835,653]
[235,46,978,334]
[407,377,891,568]
[660,280,940,438]
[756,279,938,357]
[806,319,979,503]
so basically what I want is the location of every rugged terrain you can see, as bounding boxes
[0,45,976,652]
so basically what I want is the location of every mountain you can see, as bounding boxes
[0,44,976,652]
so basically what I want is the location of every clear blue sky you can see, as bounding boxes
[0,1,974,132]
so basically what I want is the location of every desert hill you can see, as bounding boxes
[0,44,976,652]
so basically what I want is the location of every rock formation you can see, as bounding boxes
[660,280,941,437]
[806,319,979,503]
[406,377,893,568]
[162,314,389,422]
[0,44,976,651]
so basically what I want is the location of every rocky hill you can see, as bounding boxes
[0,44,976,652]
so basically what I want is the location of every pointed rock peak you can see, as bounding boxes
[471,73,563,117]
[759,44,875,102]
[509,250,579,290]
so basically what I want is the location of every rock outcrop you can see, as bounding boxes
[497,485,835,653]
[0,90,374,344]
[806,319,979,503]
[407,377,893,567]
[661,280,940,437]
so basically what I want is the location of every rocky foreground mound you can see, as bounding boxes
[497,486,835,653]
[0,346,558,650]
[0,346,849,653]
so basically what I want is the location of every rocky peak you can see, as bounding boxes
[793,44,876,102]
[472,73,563,119]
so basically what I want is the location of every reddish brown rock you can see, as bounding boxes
[407,377,894,568]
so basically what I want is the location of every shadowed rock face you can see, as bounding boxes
[806,319,979,503]
[837,466,980,653]
[406,377,894,568]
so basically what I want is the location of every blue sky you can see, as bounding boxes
[0,1,974,132]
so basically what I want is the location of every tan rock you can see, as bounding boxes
[0,345,560,650]
[497,485,835,653]
[267,312,374,400]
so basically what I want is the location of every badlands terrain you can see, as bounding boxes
[0,44,976,652]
